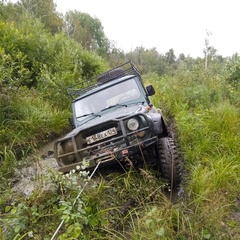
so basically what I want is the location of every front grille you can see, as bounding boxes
[79,114,151,149]
[55,113,156,169]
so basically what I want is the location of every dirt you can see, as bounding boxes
[11,139,183,203]
[9,139,240,239]
[12,140,59,197]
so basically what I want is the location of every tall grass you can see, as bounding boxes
[0,87,71,153]
[137,67,240,239]
[1,65,240,239]
[0,87,72,239]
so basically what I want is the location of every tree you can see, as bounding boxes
[125,47,168,75]
[19,0,63,33]
[203,30,213,69]
[165,48,178,72]
[178,53,186,62]
[63,11,110,57]
[165,48,176,66]
[226,53,240,87]
[107,43,126,67]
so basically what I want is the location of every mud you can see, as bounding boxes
[12,140,59,197]
[11,139,182,204]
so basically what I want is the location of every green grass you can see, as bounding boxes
[0,87,71,155]
[144,69,240,239]
[0,87,72,239]
[1,66,240,239]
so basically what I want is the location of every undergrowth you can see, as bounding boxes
[0,87,71,161]
[1,64,240,239]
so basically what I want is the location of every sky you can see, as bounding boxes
[53,0,240,58]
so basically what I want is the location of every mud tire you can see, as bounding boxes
[158,137,181,187]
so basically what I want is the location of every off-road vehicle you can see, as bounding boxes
[54,62,181,186]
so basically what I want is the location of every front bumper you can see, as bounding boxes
[55,135,158,173]
[54,112,163,173]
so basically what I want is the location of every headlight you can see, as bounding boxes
[127,118,139,131]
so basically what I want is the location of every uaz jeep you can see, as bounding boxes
[54,62,181,186]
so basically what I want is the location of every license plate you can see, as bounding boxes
[86,127,117,144]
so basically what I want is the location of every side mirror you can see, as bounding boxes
[146,85,155,96]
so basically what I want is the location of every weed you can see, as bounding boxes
[1,61,240,239]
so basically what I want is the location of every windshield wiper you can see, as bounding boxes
[76,112,101,119]
[130,101,145,105]
[101,103,127,112]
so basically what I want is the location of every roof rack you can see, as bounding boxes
[66,61,141,100]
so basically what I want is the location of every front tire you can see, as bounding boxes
[158,137,181,187]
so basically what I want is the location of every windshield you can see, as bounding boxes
[74,78,141,120]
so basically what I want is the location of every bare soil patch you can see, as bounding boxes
[12,140,59,197]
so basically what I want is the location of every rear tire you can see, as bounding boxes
[158,137,181,188]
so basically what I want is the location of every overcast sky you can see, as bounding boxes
[54,0,240,58]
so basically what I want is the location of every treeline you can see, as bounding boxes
[1,0,239,75]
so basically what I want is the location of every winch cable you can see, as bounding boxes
[51,161,101,240]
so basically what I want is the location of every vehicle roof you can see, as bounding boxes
[66,61,142,100]
[73,74,136,102]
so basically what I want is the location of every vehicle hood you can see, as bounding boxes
[63,104,149,139]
